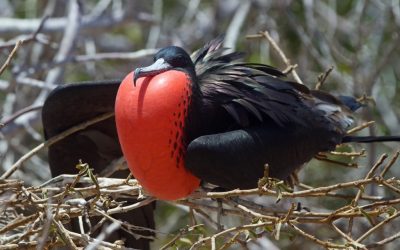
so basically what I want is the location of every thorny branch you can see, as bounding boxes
[1,150,400,249]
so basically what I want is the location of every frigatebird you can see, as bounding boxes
[115,37,400,200]
[42,37,399,247]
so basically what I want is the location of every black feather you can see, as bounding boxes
[42,81,155,249]
[184,37,357,186]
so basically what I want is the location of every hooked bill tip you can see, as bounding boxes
[133,68,141,86]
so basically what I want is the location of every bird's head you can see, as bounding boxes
[134,46,195,86]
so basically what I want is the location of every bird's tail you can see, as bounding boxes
[342,135,400,143]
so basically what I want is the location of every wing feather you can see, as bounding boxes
[191,37,352,132]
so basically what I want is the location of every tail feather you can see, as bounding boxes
[343,135,400,143]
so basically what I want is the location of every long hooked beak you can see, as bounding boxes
[133,58,172,86]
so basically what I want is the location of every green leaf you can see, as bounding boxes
[359,208,374,226]
[276,187,282,203]
[87,168,99,188]
[179,237,193,245]
[273,221,282,240]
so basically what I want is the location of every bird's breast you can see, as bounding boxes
[115,70,200,200]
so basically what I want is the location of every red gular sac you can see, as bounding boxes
[115,71,200,200]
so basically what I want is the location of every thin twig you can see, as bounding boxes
[380,150,400,177]
[288,222,346,249]
[315,66,334,90]
[0,40,23,76]
[189,221,274,250]
[366,231,400,248]
[0,105,43,127]
[356,212,400,243]
[247,31,304,84]
[347,121,375,135]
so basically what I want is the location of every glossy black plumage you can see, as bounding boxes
[157,38,353,188]
[42,81,155,249]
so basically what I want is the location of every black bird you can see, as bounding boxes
[42,37,400,246]
[115,37,400,200]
